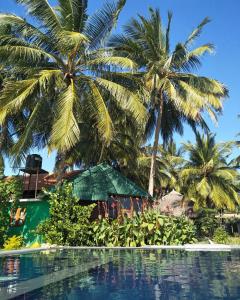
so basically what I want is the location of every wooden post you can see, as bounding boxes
[35,169,39,199]
[130,197,134,218]
[98,201,101,219]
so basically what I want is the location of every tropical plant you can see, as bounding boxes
[194,209,219,238]
[120,141,185,195]
[181,133,240,210]
[38,182,197,246]
[91,210,197,246]
[0,0,146,173]
[3,235,23,250]
[110,8,227,195]
[37,183,96,246]
[0,176,23,247]
[157,141,185,194]
[213,227,229,244]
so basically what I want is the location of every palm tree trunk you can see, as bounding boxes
[0,124,7,179]
[56,151,67,184]
[148,93,163,196]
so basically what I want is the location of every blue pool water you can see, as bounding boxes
[1,249,240,299]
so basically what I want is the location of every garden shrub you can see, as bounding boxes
[91,210,197,247]
[37,183,96,246]
[213,227,229,244]
[194,209,219,238]
[38,184,197,246]
[227,236,240,245]
[3,235,23,250]
[0,177,23,247]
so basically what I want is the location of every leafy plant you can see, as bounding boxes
[0,177,23,247]
[28,242,41,248]
[181,133,240,210]
[37,183,96,246]
[3,235,23,250]
[91,210,197,247]
[227,237,240,245]
[213,227,229,244]
[194,209,219,238]
[37,183,197,246]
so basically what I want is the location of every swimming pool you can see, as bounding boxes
[1,248,240,299]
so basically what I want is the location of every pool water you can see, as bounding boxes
[1,249,240,299]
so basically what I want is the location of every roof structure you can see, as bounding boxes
[71,163,149,201]
[154,190,184,217]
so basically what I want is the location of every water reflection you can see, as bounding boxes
[1,250,240,299]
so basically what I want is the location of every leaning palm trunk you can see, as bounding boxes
[148,93,163,196]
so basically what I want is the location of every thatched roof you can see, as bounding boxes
[154,190,185,217]
[162,190,183,203]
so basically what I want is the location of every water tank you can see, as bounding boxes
[25,154,42,170]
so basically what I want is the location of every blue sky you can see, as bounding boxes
[1,0,240,174]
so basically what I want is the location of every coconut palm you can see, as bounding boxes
[109,8,228,196]
[0,0,146,169]
[181,133,240,210]
[158,141,186,194]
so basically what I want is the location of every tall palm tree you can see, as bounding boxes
[109,8,228,196]
[181,133,240,210]
[0,0,146,171]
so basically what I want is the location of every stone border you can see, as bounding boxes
[2,244,240,256]
[0,246,59,256]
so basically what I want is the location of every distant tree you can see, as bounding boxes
[181,133,239,210]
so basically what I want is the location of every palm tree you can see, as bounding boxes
[126,142,185,196]
[157,141,185,194]
[181,133,240,210]
[0,0,146,172]
[109,8,228,196]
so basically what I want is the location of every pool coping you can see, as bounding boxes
[1,244,240,256]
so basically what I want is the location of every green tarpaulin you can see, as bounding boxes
[71,163,149,201]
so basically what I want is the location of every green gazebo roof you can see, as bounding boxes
[71,163,149,201]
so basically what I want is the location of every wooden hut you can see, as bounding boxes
[70,163,150,218]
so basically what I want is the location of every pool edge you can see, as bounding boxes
[1,244,240,256]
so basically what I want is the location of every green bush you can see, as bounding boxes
[37,183,96,246]
[91,210,197,247]
[227,236,240,245]
[194,209,219,238]
[0,177,23,247]
[3,235,23,250]
[38,184,197,246]
[213,227,229,244]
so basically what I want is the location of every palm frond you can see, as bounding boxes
[94,77,147,123]
[84,0,126,49]
[0,14,57,52]
[88,80,113,144]
[0,79,39,123]
[87,56,137,70]
[165,11,172,53]
[50,79,80,151]
[184,17,210,46]
[0,44,54,65]
[11,100,44,159]
[16,0,62,32]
